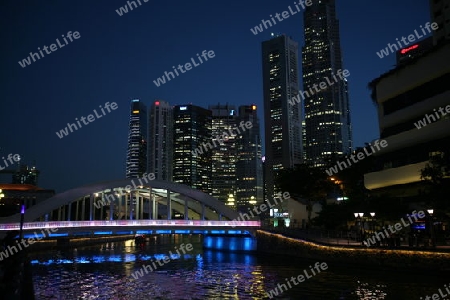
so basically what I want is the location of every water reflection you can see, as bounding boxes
[30,235,449,300]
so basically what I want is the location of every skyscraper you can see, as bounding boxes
[173,104,212,194]
[262,34,303,199]
[148,99,173,181]
[126,99,147,178]
[209,103,238,207]
[236,104,263,211]
[430,0,450,44]
[302,0,352,167]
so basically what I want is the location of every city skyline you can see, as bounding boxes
[0,0,431,192]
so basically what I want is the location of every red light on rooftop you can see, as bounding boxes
[155,101,160,106]
[400,44,419,54]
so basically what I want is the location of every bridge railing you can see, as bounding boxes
[0,220,261,231]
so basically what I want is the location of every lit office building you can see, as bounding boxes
[302,0,352,167]
[126,99,147,178]
[209,103,238,208]
[148,99,173,181]
[236,105,263,211]
[262,34,303,199]
[173,104,212,194]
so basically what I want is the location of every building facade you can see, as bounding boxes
[262,34,303,199]
[209,103,238,207]
[126,99,147,178]
[236,105,263,211]
[302,0,352,167]
[365,42,450,196]
[430,0,450,44]
[173,104,212,194]
[148,99,173,181]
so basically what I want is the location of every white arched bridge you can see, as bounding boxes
[0,179,260,250]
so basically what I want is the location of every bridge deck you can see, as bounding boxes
[0,220,260,232]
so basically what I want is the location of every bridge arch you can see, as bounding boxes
[1,179,239,223]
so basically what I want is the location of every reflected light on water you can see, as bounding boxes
[355,281,388,299]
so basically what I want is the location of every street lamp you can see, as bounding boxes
[427,209,435,248]
[354,213,364,242]
[370,212,376,233]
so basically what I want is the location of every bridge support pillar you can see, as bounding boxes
[140,194,144,220]
[67,202,71,221]
[117,192,122,220]
[167,190,171,220]
[110,197,114,221]
[123,191,126,220]
[100,195,104,220]
[129,191,133,220]
[89,194,94,221]
[153,196,158,220]
[201,203,205,220]
[148,187,152,220]
[75,200,79,220]
[135,191,139,220]
[184,198,188,220]
[81,197,86,221]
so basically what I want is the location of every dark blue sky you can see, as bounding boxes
[0,0,430,192]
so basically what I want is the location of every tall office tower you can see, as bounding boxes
[209,103,238,208]
[430,0,450,44]
[302,0,352,167]
[236,105,263,212]
[148,99,173,181]
[262,34,303,199]
[173,104,212,194]
[126,99,147,178]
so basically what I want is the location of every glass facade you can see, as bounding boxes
[302,0,352,167]
[236,105,263,211]
[148,100,173,181]
[262,34,303,199]
[173,105,212,194]
[209,104,238,208]
[126,99,147,179]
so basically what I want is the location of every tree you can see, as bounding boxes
[275,164,334,224]
[420,151,450,211]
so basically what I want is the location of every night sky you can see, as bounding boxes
[0,0,430,192]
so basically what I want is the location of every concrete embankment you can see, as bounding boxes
[256,230,450,272]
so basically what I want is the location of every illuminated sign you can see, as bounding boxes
[400,44,419,54]
[132,110,139,113]
[230,109,235,115]
[179,106,187,111]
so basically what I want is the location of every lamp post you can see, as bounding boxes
[354,213,364,242]
[370,212,376,233]
[427,209,435,248]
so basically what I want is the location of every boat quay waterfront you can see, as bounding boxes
[257,229,450,272]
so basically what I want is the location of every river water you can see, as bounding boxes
[29,235,449,299]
